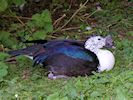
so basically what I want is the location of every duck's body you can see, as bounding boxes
[34,40,99,76]
[8,35,115,79]
[44,53,98,76]
[8,40,99,77]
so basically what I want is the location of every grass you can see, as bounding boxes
[0,0,133,99]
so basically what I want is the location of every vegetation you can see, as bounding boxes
[0,0,133,99]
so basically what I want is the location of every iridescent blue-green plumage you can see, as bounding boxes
[8,40,99,76]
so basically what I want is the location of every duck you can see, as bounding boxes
[8,35,115,79]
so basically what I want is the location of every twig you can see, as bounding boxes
[61,0,89,29]
[15,16,25,26]
[53,14,66,28]
[84,10,98,20]
[14,16,32,33]
[2,15,32,20]
[2,15,33,34]
[61,27,80,31]
[53,0,89,33]
[47,35,59,39]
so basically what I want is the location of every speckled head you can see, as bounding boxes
[84,35,114,53]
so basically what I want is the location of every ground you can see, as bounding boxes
[0,0,133,99]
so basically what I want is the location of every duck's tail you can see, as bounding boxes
[7,44,44,57]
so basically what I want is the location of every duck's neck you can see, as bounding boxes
[89,47,101,55]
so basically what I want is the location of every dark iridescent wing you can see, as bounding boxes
[33,40,96,65]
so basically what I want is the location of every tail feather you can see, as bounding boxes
[8,44,44,57]
[8,49,30,56]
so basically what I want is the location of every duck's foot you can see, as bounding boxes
[48,72,68,79]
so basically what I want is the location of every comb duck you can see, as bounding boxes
[8,35,115,79]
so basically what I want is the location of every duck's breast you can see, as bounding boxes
[97,49,115,71]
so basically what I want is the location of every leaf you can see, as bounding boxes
[26,10,53,40]
[70,88,78,98]
[61,97,69,100]
[0,31,17,48]
[95,78,110,84]
[112,14,123,21]
[0,52,9,60]
[47,93,59,100]
[115,86,129,100]
[75,80,82,87]
[0,0,8,12]
[0,68,8,78]
[80,24,87,31]
[33,30,47,39]
[0,62,8,69]
[28,9,53,32]
[43,22,53,33]
[125,83,133,89]
[0,31,10,40]
[90,91,102,97]
[0,62,8,79]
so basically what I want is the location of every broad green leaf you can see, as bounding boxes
[125,83,133,89]
[112,14,123,21]
[0,68,8,78]
[33,30,47,39]
[90,91,102,97]
[95,78,110,84]
[0,31,10,40]
[47,93,59,100]
[44,22,53,33]
[70,88,78,98]
[115,86,129,100]
[27,9,53,40]
[75,80,82,88]
[31,10,52,25]
[0,62,8,79]
[0,52,9,60]
[0,0,8,12]
[61,97,69,100]
[0,62,8,69]
[28,9,53,32]
[0,31,17,48]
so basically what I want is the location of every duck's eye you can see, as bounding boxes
[98,38,101,40]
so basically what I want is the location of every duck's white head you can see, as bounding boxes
[85,35,115,72]
[85,35,114,54]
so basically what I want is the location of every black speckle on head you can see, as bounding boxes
[98,38,101,40]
